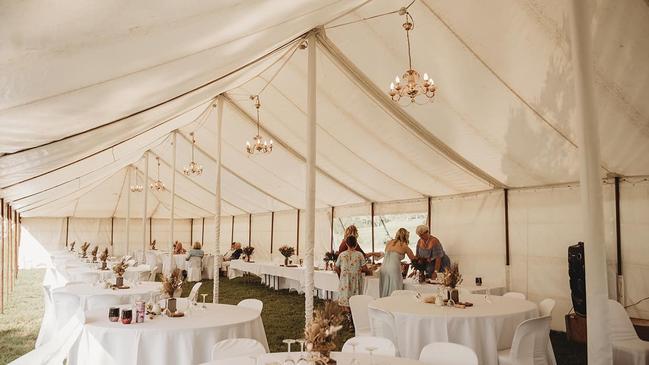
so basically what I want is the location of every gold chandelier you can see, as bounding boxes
[246,95,273,155]
[183,132,203,176]
[388,8,436,105]
[150,157,166,191]
[129,167,143,192]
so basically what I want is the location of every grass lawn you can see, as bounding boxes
[1,269,585,364]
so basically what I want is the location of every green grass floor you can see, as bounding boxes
[1,269,585,364]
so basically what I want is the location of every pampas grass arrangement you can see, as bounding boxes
[161,268,184,298]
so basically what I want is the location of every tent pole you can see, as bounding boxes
[371,202,375,262]
[110,217,114,255]
[570,0,612,363]
[201,217,205,245]
[169,132,177,251]
[270,212,275,254]
[126,165,132,257]
[213,97,224,304]
[504,189,511,291]
[1,199,4,313]
[296,210,300,256]
[149,218,152,245]
[8,207,11,292]
[330,207,334,251]
[143,152,149,253]
[304,30,317,325]
[614,176,623,302]
[14,211,18,281]
[65,216,70,248]
[248,214,252,247]
[190,218,193,245]
[16,213,20,281]
[231,216,234,244]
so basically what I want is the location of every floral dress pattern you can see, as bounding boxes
[335,250,365,307]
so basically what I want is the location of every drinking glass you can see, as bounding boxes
[201,294,208,310]
[295,339,307,365]
[366,346,378,365]
[347,340,359,365]
[282,339,296,365]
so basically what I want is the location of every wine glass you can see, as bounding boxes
[295,339,307,365]
[347,339,359,365]
[201,294,208,310]
[366,346,378,365]
[282,339,296,365]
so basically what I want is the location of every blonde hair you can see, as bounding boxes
[193,241,202,250]
[416,225,429,236]
[344,225,359,239]
[394,228,410,245]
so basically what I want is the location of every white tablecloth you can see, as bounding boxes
[369,294,538,364]
[363,277,505,298]
[70,303,269,365]
[200,351,427,365]
[54,282,162,309]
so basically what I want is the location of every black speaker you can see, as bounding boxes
[568,242,586,316]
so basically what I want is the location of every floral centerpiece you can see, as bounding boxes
[278,245,295,266]
[149,239,157,250]
[408,257,429,283]
[441,263,463,304]
[69,241,76,252]
[90,246,99,262]
[304,301,344,364]
[161,268,184,313]
[112,258,130,287]
[99,248,109,269]
[242,246,255,262]
[80,242,90,258]
[323,250,338,270]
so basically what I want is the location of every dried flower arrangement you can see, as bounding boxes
[69,241,76,252]
[408,257,430,282]
[99,248,109,262]
[441,263,463,288]
[149,239,157,250]
[112,258,129,278]
[323,250,338,262]
[90,246,99,261]
[304,301,344,363]
[242,246,255,261]
[161,268,184,298]
[80,242,91,258]
[278,245,295,258]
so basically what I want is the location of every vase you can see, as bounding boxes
[245,256,250,262]
[101,261,107,270]
[116,276,124,287]
[450,287,459,304]
[167,297,177,313]
[284,257,289,266]
[418,270,426,283]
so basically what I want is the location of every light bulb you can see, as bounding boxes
[390,82,395,90]
[395,76,400,83]
[423,73,429,81]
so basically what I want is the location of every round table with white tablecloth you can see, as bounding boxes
[53,281,162,309]
[69,303,269,365]
[200,351,428,365]
[368,294,538,364]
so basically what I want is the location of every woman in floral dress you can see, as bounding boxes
[335,236,367,308]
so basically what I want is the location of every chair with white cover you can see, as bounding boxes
[349,295,373,336]
[608,299,649,364]
[51,292,82,329]
[147,266,159,281]
[538,298,558,365]
[419,342,478,365]
[76,272,100,284]
[145,250,158,267]
[368,306,399,356]
[210,338,266,361]
[391,290,418,297]
[187,256,203,282]
[497,316,552,365]
[36,286,54,347]
[342,336,396,356]
[187,282,202,302]
[238,298,263,313]
[86,294,123,311]
[161,253,174,277]
[504,292,527,300]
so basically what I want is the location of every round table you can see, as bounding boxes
[200,351,427,365]
[54,282,162,309]
[70,303,269,365]
[368,294,538,365]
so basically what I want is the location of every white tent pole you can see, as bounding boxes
[213,97,223,304]
[169,132,177,251]
[142,151,149,252]
[304,30,316,325]
[126,165,131,256]
[569,1,612,364]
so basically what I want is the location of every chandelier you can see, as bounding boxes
[388,8,436,105]
[246,95,273,155]
[129,167,143,192]
[150,157,166,191]
[183,132,203,176]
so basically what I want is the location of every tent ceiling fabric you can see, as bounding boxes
[1,0,648,218]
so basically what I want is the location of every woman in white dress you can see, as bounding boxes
[379,228,415,297]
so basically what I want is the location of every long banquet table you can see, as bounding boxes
[368,294,538,364]
[200,351,428,365]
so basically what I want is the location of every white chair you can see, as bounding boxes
[608,299,649,364]
[86,294,123,311]
[349,295,373,336]
[51,292,82,329]
[342,336,396,356]
[210,338,266,361]
[238,298,263,313]
[145,250,158,267]
[187,282,202,302]
[187,256,203,282]
[36,286,54,347]
[504,292,527,300]
[76,272,100,284]
[419,342,478,365]
[538,298,558,365]
[368,306,399,355]
[498,316,552,365]
[147,266,159,281]
[391,290,418,297]
[161,253,174,277]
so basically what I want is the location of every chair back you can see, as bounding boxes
[86,294,123,311]
[419,342,478,365]
[509,316,551,364]
[187,282,202,302]
[210,338,266,361]
[608,299,639,341]
[52,292,81,329]
[390,290,418,297]
[187,256,203,282]
[342,336,396,356]
[538,298,556,317]
[504,292,527,300]
[368,307,398,348]
[145,251,158,266]
[161,254,174,277]
[238,298,263,313]
[148,266,159,281]
[349,295,373,336]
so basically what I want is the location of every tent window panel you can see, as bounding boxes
[374,199,428,254]
[273,211,297,261]
[251,213,272,262]
[232,214,249,245]
[333,203,372,254]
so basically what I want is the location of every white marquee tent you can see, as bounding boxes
[1,0,648,363]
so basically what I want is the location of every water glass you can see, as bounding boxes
[366,346,378,365]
